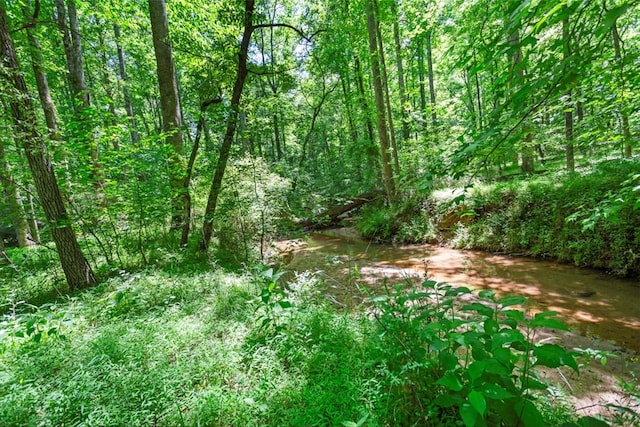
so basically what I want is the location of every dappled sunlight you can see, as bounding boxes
[282,229,640,352]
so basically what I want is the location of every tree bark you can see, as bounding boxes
[114,24,139,145]
[392,1,409,141]
[0,5,96,289]
[611,20,632,158]
[426,30,437,128]
[354,56,377,161]
[366,0,396,202]
[54,0,104,191]
[0,138,33,247]
[510,28,535,174]
[148,0,189,237]
[297,189,384,230]
[374,0,400,177]
[563,14,575,172]
[200,0,255,251]
[416,38,427,127]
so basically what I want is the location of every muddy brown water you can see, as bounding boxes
[281,228,640,353]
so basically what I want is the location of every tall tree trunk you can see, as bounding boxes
[200,0,255,251]
[392,1,409,141]
[114,24,139,145]
[341,75,359,146]
[366,0,395,202]
[97,24,118,150]
[0,139,33,247]
[148,0,189,239]
[374,0,400,177]
[510,28,535,174]
[473,51,483,129]
[611,20,632,158]
[354,56,376,160]
[54,0,104,191]
[416,38,427,127]
[0,5,96,289]
[563,13,575,172]
[299,80,336,167]
[426,30,437,128]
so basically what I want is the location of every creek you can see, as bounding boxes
[281,228,640,353]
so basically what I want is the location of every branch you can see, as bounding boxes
[12,0,41,32]
[252,23,324,43]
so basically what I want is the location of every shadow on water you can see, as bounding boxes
[282,229,640,353]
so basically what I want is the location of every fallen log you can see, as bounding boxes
[297,189,384,230]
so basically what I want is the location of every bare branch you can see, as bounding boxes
[252,23,325,43]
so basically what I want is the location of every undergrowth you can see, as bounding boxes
[1,254,628,426]
[357,159,640,276]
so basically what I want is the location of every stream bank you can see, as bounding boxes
[355,160,640,278]
[276,228,640,422]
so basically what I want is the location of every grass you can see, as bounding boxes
[0,259,373,426]
[2,246,628,426]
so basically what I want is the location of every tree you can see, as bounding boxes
[563,10,575,172]
[201,0,255,251]
[54,0,105,191]
[0,136,33,248]
[366,0,396,202]
[148,0,190,241]
[0,3,96,290]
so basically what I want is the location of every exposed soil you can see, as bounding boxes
[274,229,640,424]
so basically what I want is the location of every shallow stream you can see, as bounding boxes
[282,228,640,353]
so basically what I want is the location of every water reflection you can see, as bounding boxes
[284,230,640,352]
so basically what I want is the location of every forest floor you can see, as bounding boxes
[276,233,640,424]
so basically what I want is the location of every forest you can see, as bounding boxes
[1,0,639,425]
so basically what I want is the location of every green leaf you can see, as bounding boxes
[480,383,514,400]
[461,303,494,318]
[468,390,487,416]
[478,290,495,301]
[437,372,464,391]
[277,300,293,309]
[515,400,547,427]
[533,344,579,372]
[433,393,458,408]
[596,4,629,37]
[531,312,570,331]
[460,403,479,427]
[578,416,611,427]
[498,296,527,308]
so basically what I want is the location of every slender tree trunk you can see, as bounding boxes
[473,51,483,129]
[0,139,33,247]
[426,30,437,128]
[0,5,96,289]
[200,0,255,251]
[354,56,376,159]
[611,21,632,157]
[374,0,400,177]
[392,1,409,141]
[114,24,139,145]
[54,0,104,191]
[416,38,427,127]
[148,0,189,238]
[563,14,575,172]
[26,190,40,244]
[299,81,336,168]
[341,75,359,146]
[366,0,395,202]
[97,26,118,150]
[511,28,535,174]
[24,2,69,187]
